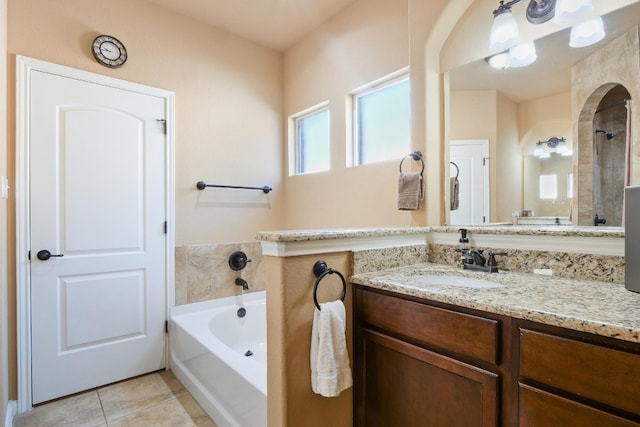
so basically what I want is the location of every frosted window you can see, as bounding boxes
[295,108,329,175]
[567,172,574,198]
[354,76,409,166]
[539,174,558,199]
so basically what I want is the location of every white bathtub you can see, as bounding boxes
[170,291,267,427]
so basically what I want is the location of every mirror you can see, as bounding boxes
[446,1,640,226]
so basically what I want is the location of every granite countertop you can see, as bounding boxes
[256,226,625,242]
[350,263,640,344]
[256,227,430,242]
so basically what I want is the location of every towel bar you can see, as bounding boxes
[312,260,347,311]
[196,181,272,193]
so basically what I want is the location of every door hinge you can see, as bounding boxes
[28,250,31,260]
[157,119,167,135]
[165,320,168,334]
[483,216,486,223]
[164,221,167,234]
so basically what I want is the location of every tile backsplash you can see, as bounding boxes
[175,241,265,305]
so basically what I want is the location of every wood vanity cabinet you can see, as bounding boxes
[353,286,511,426]
[353,285,640,427]
[517,325,640,427]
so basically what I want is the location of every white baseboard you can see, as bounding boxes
[4,400,16,427]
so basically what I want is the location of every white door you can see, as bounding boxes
[449,140,489,225]
[29,70,168,404]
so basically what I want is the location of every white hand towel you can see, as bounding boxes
[310,300,352,397]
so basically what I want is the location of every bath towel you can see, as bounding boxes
[310,300,352,397]
[450,176,460,211]
[397,172,423,210]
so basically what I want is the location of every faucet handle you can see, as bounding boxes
[487,251,507,267]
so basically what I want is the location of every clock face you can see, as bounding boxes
[92,35,127,68]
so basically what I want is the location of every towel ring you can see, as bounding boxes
[399,151,424,175]
[312,260,347,311]
[450,161,459,179]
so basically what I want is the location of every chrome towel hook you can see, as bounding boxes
[312,260,347,311]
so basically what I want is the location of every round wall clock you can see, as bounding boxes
[92,35,127,68]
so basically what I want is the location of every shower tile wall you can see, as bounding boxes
[594,94,627,227]
[175,242,265,305]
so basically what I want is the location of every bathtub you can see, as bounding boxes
[170,291,267,427]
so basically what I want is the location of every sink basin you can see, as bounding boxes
[412,275,502,289]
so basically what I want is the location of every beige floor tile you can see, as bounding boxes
[12,391,106,427]
[107,399,196,427]
[176,394,218,427]
[98,372,179,421]
[158,370,188,397]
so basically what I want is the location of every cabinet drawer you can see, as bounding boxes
[520,329,640,415]
[357,288,499,364]
[519,384,639,427]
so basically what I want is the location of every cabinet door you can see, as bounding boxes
[519,384,640,427]
[355,328,498,427]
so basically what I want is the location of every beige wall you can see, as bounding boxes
[9,0,285,246]
[266,252,352,427]
[496,92,521,222]
[1,0,9,417]
[283,0,412,230]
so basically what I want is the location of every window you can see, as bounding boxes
[291,105,330,175]
[567,172,574,198]
[539,174,558,199]
[352,71,410,166]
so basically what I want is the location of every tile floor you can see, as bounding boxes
[13,370,217,427]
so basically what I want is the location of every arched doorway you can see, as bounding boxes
[577,84,631,226]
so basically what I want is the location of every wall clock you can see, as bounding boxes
[92,35,127,68]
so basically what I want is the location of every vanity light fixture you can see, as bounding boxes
[486,41,537,70]
[489,0,603,58]
[534,136,569,158]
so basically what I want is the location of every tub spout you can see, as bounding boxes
[235,278,249,290]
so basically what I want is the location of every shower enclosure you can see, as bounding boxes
[592,85,630,227]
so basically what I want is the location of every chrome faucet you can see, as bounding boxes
[235,278,249,290]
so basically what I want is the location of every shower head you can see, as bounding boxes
[596,129,617,140]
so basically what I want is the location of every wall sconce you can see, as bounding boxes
[534,136,570,158]
[489,0,604,63]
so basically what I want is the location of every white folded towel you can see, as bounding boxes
[310,300,352,397]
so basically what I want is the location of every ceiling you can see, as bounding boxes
[449,2,640,103]
[145,0,357,51]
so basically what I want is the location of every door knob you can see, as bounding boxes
[36,250,64,261]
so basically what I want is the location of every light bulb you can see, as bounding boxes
[554,0,594,25]
[570,16,605,48]
[508,41,537,67]
[490,10,520,52]
[487,52,510,70]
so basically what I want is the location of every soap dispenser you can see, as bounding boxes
[457,228,473,264]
